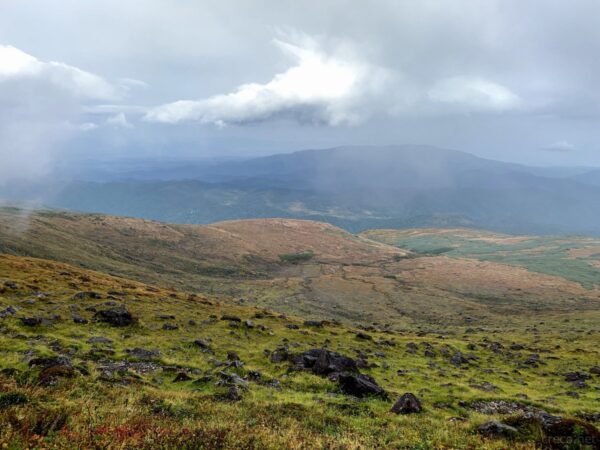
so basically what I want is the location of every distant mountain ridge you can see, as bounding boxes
[4,145,600,235]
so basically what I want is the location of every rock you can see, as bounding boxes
[0,392,28,409]
[590,366,600,376]
[94,306,135,327]
[356,332,372,340]
[0,306,17,319]
[29,356,72,369]
[477,421,519,439]
[470,381,498,392]
[216,371,248,389]
[286,324,299,330]
[338,373,386,398]
[20,317,42,327]
[87,336,113,345]
[304,320,323,327]
[227,351,240,361]
[224,386,242,401]
[294,349,358,376]
[244,320,254,329]
[125,348,161,360]
[38,365,76,385]
[72,315,88,324]
[188,319,196,326]
[564,371,591,382]
[173,372,192,382]
[523,353,541,366]
[162,323,178,330]
[72,291,102,300]
[220,315,241,322]
[391,393,422,414]
[406,342,418,354]
[270,347,289,363]
[193,339,212,351]
[157,314,175,320]
[3,281,18,289]
[450,351,469,366]
[510,343,525,351]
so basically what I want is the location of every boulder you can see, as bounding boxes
[20,317,42,327]
[294,349,358,376]
[391,393,422,414]
[220,315,241,322]
[94,306,135,327]
[338,373,386,398]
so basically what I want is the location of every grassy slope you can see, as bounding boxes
[2,209,599,331]
[1,254,599,449]
[362,228,600,290]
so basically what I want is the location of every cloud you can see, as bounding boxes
[145,34,390,126]
[542,140,576,152]
[0,44,129,184]
[428,76,521,113]
[0,44,118,101]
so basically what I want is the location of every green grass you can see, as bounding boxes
[0,254,599,449]
[363,229,600,289]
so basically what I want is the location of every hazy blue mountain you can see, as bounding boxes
[10,145,600,235]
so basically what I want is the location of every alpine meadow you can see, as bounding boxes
[1,2,600,449]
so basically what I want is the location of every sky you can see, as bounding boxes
[1,0,600,183]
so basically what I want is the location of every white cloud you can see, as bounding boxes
[542,140,576,152]
[428,76,521,113]
[145,34,390,126]
[0,44,118,101]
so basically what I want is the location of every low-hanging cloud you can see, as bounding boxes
[0,45,128,187]
[144,35,391,126]
[427,76,521,113]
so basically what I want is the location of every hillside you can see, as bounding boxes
[1,208,599,329]
[362,228,600,290]
[1,253,600,449]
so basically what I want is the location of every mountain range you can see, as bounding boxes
[4,145,600,235]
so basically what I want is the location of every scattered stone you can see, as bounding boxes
[38,365,76,385]
[293,349,358,376]
[72,315,88,324]
[157,314,176,320]
[303,320,323,327]
[3,281,18,289]
[20,317,42,327]
[270,347,289,363]
[87,336,113,345]
[564,371,591,382]
[338,373,386,398]
[94,306,135,327]
[244,320,254,329]
[590,366,600,376]
[125,348,161,360]
[173,372,192,382]
[470,381,498,392]
[450,351,469,367]
[72,291,102,301]
[227,351,240,361]
[406,342,418,354]
[28,356,72,369]
[162,323,178,330]
[0,392,28,409]
[477,421,519,439]
[193,339,212,351]
[0,306,17,319]
[356,332,372,340]
[286,324,299,330]
[221,315,241,322]
[391,393,422,414]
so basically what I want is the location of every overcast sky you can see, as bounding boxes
[2,0,600,181]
